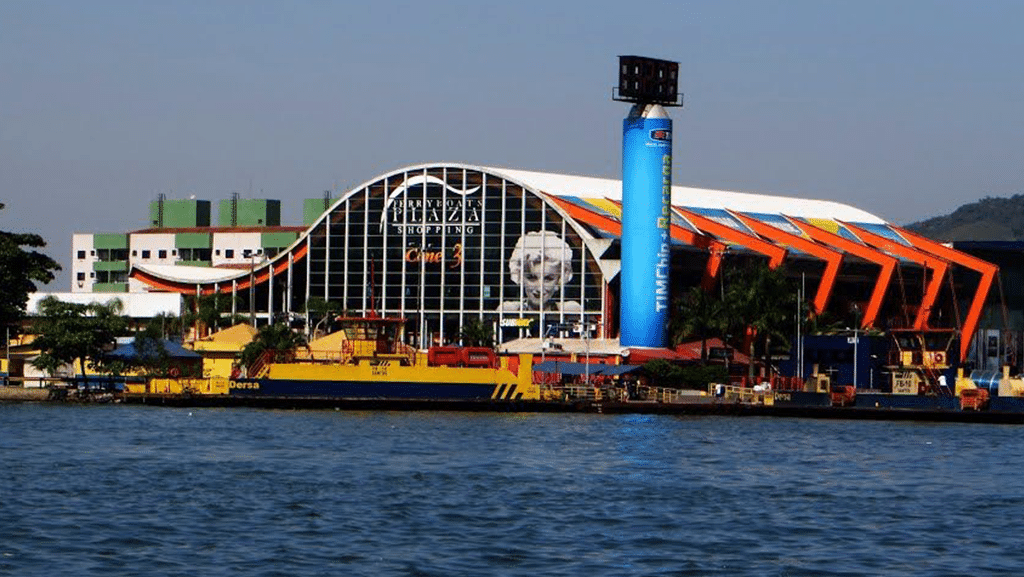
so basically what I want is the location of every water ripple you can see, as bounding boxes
[2,405,1024,575]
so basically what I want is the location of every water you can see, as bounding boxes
[2,404,1024,576]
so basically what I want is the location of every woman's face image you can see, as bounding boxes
[520,256,565,310]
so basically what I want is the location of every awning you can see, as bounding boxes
[598,364,645,376]
[107,339,203,361]
[627,348,687,363]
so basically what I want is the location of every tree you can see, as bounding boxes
[31,297,129,379]
[641,359,728,391]
[238,323,307,370]
[459,318,494,347]
[122,324,172,377]
[671,286,727,364]
[147,312,185,341]
[0,203,61,333]
[724,262,795,378]
[183,293,240,338]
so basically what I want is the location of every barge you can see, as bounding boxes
[124,316,546,407]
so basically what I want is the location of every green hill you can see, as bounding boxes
[903,194,1024,241]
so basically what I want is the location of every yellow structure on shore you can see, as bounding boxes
[186,323,257,379]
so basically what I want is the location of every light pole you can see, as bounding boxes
[850,304,862,387]
[249,252,256,327]
[870,354,877,389]
[795,279,802,379]
[541,324,556,365]
[851,327,859,387]
[575,322,592,387]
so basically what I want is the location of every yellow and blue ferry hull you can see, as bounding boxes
[229,356,539,402]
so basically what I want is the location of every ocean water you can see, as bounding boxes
[2,404,1024,576]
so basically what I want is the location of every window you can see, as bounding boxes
[131,250,137,257]
[225,249,234,258]
[158,250,167,259]
[141,250,151,259]
[76,272,86,281]
[178,248,212,261]
[77,250,86,259]
[172,250,177,256]
[215,249,221,256]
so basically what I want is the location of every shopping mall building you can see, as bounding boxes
[97,163,994,361]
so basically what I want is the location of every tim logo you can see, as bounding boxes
[650,129,671,142]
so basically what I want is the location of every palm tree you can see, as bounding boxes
[239,323,307,369]
[724,262,795,378]
[183,294,239,338]
[671,286,726,364]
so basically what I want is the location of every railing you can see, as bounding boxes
[293,349,348,363]
[544,383,624,402]
[246,350,276,379]
[647,387,704,404]
[707,383,774,405]
[290,342,418,367]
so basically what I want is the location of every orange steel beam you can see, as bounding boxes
[675,208,788,269]
[787,218,896,329]
[701,245,726,291]
[890,226,998,362]
[548,196,729,290]
[130,243,308,295]
[545,196,625,238]
[841,222,949,331]
[731,212,843,315]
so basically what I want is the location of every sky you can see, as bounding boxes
[2,0,1022,290]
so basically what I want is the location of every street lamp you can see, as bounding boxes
[849,326,859,387]
[574,322,594,387]
[249,252,256,327]
[541,323,558,365]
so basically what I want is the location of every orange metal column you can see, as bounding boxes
[731,213,843,315]
[889,226,998,362]
[842,222,949,331]
[675,208,788,268]
[548,196,729,293]
[787,218,896,329]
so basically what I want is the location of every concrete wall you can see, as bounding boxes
[211,232,265,267]
[71,233,96,293]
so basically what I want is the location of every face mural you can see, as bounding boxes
[501,231,581,312]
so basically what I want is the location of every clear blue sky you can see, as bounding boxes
[2,0,1022,289]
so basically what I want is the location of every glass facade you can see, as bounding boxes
[302,167,605,347]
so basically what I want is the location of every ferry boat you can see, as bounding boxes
[124,316,542,407]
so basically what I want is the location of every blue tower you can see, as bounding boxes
[615,55,682,348]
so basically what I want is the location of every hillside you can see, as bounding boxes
[903,194,1024,242]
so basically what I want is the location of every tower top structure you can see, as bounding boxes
[613,55,683,107]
